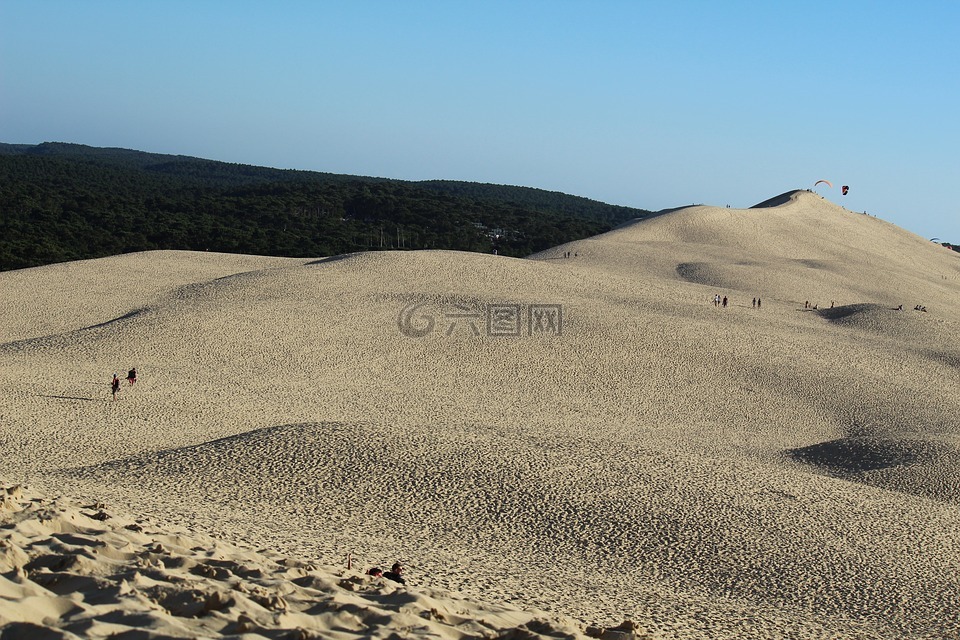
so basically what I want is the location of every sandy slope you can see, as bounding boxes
[2,190,959,638]
[1,482,595,640]
[0,251,307,345]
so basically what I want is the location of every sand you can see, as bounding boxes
[0,482,595,640]
[2,190,959,638]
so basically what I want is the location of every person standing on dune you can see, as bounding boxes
[127,367,137,386]
[111,374,121,401]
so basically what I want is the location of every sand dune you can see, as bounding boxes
[1,482,593,640]
[534,191,958,308]
[0,250,307,345]
[2,190,960,638]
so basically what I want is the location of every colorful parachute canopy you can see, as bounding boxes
[814,180,833,188]
[841,185,849,195]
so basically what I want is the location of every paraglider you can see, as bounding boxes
[814,180,833,188]
[841,185,849,195]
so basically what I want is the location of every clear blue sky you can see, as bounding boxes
[3,1,958,241]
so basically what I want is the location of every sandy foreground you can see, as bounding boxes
[0,482,596,639]
[1,190,959,639]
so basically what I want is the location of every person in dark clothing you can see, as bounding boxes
[367,567,383,577]
[383,562,405,584]
[111,374,121,401]
[127,367,137,385]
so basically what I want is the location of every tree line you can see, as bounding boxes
[0,143,650,271]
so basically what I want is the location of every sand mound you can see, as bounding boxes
[0,250,307,345]
[818,302,944,335]
[3,191,960,638]
[815,304,960,376]
[532,190,960,310]
[51,419,960,637]
[1,482,603,640]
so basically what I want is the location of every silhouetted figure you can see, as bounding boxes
[722,296,728,308]
[383,562,405,584]
[111,374,120,401]
[127,367,137,386]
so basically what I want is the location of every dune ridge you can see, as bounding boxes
[2,193,960,638]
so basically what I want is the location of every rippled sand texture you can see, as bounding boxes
[0,483,590,640]
[2,190,959,639]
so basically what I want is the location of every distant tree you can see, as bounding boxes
[0,144,649,271]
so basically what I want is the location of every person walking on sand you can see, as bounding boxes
[111,374,121,401]
[722,296,728,308]
[126,367,137,386]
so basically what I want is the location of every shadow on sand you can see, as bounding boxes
[305,253,360,266]
[787,436,942,473]
[38,394,99,402]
